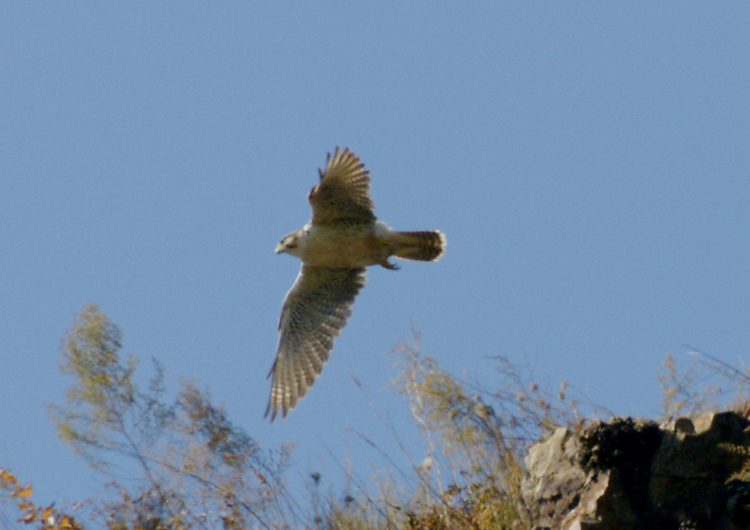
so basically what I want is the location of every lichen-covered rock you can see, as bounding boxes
[521,412,750,530]
[521,428,588,529]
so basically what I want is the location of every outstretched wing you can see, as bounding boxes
[309,147,376,225]
[266,265,367,421]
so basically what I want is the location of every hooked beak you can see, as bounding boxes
[275,242,284,254]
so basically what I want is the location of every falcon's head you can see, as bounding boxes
[275,230,303,256]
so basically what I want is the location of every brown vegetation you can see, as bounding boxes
[2,305,749,529]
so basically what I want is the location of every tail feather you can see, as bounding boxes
[391,230,446,262]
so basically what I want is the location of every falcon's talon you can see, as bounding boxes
[268,147,447,421]
[380,259,399,270]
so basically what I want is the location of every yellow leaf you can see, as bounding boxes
[20,512,36,523]
[43,506,54,520]
[0,469,18,486]
[16,485,33,498]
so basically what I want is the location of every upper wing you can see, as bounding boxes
[308,147,376,225]
[266,265,367,421]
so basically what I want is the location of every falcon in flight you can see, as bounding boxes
[266,147,446,421]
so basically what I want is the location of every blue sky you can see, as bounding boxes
[2,2,749,515]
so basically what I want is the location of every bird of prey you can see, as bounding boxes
[266,147,446,421]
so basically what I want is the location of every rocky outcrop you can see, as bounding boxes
[521,412,750,529]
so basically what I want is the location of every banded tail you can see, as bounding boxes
[391,230,447,262]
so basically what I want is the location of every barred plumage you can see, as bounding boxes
[390,230,447,262]
[267,147,446,421]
